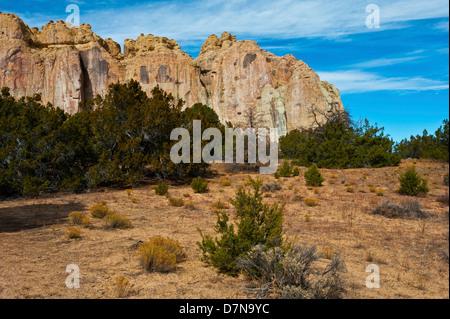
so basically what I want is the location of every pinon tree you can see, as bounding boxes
[197,177,285,276]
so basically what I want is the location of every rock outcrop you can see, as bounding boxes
[0,12,344,135]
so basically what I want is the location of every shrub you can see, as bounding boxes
[293,168,300,177]
[304,164,324,187]
[237,244,347,299]
[68,211,91,226]
[212,201,229,210]
[110,276,134,299]
[90,203,112,219]
[104,213,132,229]
[138,237,186,272]
[197,177,285,276]
[0,82,217,199]
[372,200,429,219]
[444,174,449,187]
[67,227,81,239]
[155,181,169,196]
[221,179,232,187]
[278,161,294,178]
[191,177,208,193]
[346,187,354,193]
[185,200,196,210]
[322,246,334,260]
[169,197,185,207]
[437,192,449,205]
[375,189,384,197]
[280,117,402,169]
[398,167,430,196]
[261,183,282,193]
[304,198,320,207]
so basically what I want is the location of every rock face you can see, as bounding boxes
[0,13,344,135]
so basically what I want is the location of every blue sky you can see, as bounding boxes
[1,0,448,141]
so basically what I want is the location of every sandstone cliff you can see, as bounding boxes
[0,12,344,135]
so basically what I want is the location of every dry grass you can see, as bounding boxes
[304,198,320,207]
[168,197,184,207]
[67,227,81,239]
[68,211,91,227]
[90,203,112,219]
[138,237,186,273]
[0,159,448,299]
[104,213,133,229]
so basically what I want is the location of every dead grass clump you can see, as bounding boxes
[109,276,134,298]
[90,203,112,219]
[304,198,320,207]
[221,179,232,187]
[372,200,429,219]
[68,211,91,226]
[212,201,230,210]
[67,227,81,239]
[169,197,185,207]
[104,213,132,229]
[436,192,449,205]
[138,237,186,273]
[262,183,282,193]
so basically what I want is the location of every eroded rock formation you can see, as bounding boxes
[0,12,344,135]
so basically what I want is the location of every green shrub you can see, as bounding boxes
[444,173,449,187]
[293,168,300,177]
[304,164,324,187]
[398,167,430,196]
[191,177,208,193]
[0,82,220,199]
[278,161,294,177]
[197,177,285,276]
[155,181,169,196]
[396,120,449,161]
[279,117,402,169]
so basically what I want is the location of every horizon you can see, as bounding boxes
[0,0,448,142]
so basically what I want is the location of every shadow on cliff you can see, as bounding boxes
[0,202,85,233]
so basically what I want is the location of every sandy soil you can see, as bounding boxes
[0,159,448,299]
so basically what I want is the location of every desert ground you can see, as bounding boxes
[0,159,448,299]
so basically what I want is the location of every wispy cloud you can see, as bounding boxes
[433,20,449,32]
[13,0,449,47]
[317,70,449,93]
[351,56,423,68]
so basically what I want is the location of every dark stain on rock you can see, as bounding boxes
[140,66,149,84]
[243,54,257,68]
[156,65,172,83]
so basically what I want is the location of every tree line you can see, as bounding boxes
[1,81,448,199]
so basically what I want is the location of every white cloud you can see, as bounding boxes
[351,56,423,68]
[16,0,450,48]
[317,70,449,93]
